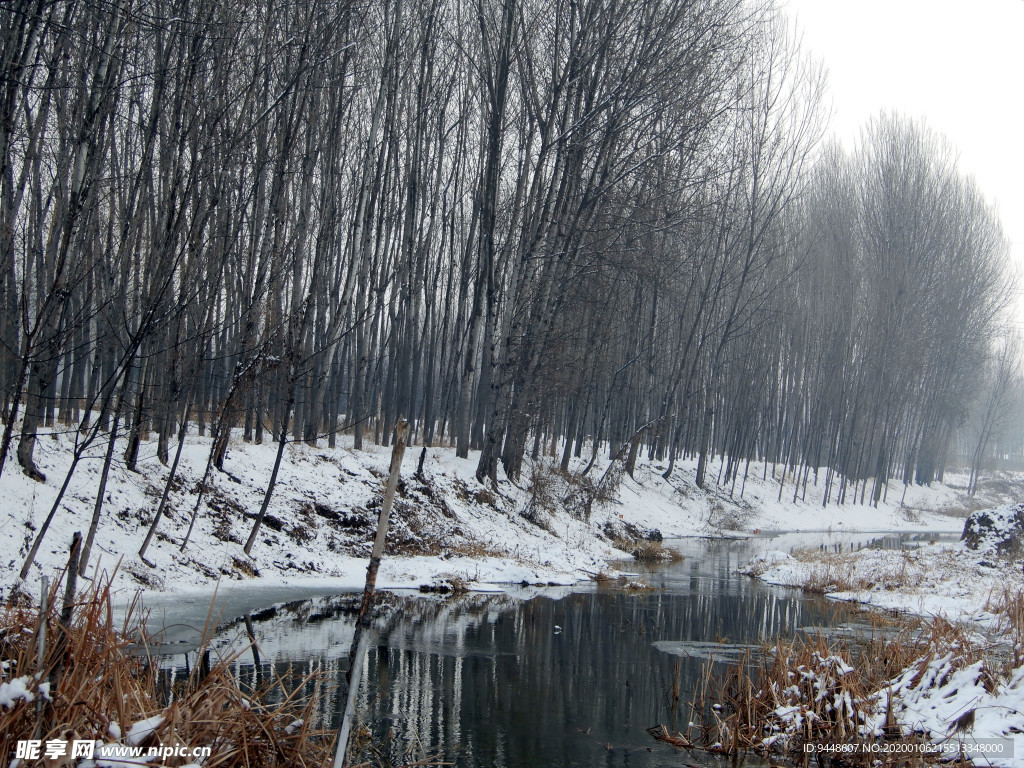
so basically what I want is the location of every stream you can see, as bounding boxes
[148,530,959,767]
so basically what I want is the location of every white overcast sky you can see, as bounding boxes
[782,0,1024,319]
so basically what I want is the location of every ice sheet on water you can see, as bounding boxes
[652,639,766,663]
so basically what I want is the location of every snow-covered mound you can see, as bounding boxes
[961,503,1024,558]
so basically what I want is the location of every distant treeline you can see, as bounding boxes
[0,0,1012,507]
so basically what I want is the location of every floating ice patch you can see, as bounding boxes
[653,640,763,663]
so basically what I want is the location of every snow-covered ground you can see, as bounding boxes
[0,424,1008,603]
[741,542,1024,622]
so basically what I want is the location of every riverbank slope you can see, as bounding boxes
[0,426,1011,598]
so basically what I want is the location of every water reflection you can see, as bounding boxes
[352,586,820,767]
[156,531,952,767]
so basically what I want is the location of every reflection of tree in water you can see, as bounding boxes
[155,579,865,768]
[347,589,845,768]
[157,593,527,739]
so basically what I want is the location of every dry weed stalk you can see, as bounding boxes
[1,574,334,767]
[788,548,929,594]
[984,586,1024,667]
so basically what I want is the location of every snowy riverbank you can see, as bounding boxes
[739,511,1024,764]
[0,424,1008,601]
[742,538,1024,622]
[741,502,1024,628]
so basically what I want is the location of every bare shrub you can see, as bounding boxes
[521,461,615,524]
[707,499,755,531]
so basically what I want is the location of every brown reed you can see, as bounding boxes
[654,616,977,763]
[1,573,334,767]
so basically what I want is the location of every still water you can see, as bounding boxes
[152,531,958,767]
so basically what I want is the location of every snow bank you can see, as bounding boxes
[741,538,1024,627]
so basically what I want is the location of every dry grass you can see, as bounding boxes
[787,548,930,594]
[1,575,334,767]
[439,538,508,559]
[659,616,977,761]
[617,578,660,592]
[611,537,683,563]
[984,586,1024,667]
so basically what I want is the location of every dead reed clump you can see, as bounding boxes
[0,575,335,767]
[670,616,975,761]
[689,636,869,754]
[634,539,684,563]
[789,548,928,594]
[984,586,1024,667]
[611,537,683,563]
[788,548,864,593]
[617,579,660,592]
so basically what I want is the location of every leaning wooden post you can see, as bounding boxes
[335,420,409,768]
[51,532,82,686]
[32,575,49,741]
[36,575,49,671]
[60,532,82,627]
